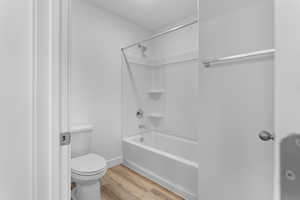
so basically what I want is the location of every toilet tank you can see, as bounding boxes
[70,125,93,158]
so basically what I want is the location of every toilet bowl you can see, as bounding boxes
[71,153,107,200]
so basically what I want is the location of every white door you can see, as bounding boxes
[197,1,274,199]
[274,0,300,200]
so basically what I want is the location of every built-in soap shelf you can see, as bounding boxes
[147,89,164,95]
[70,124,94,133]
[147,113,164,119]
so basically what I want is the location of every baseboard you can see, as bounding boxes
[106,156,123,168]
[123,160,197,200]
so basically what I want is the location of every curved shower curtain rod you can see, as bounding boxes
[121,20,198,50]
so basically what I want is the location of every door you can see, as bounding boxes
[274,0,300,200]
[197,1,274,199]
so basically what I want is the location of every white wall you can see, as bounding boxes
[71,0,151,162]
[0,0,34,199]
[274,0,300,147]
[152,16,198,59]
[274,1,300,199]
[198,1,274,200]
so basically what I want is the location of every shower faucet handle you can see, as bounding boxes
[136,108,144,119]
[259,130,274,141]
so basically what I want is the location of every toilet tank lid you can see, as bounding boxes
[71,153,106,174]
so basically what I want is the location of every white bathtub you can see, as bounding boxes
[122,131,198,200]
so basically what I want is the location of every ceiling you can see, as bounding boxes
[87,0,268,32]
[198,0,267,21]
[87,0,198,31]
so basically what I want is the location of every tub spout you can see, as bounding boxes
[138,124,147,130]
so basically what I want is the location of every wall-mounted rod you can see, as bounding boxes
[203,49,275,68]
[121,20,198,50]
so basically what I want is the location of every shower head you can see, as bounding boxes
[138,44,147,57]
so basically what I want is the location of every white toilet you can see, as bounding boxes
[71,153,107,200]
[70,125,107,200]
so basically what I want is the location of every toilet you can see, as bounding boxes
[71,153,107,200]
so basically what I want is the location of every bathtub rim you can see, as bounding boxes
[123,134,199,170]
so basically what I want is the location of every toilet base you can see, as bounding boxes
[73,181,101,200]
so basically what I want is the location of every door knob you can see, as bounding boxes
[259,130,274,141]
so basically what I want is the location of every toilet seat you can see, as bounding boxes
[71,153,107,176]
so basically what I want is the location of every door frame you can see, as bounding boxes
[59,0,72,199]
[34,0,72,199]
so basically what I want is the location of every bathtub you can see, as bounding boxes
[122,131,198,200]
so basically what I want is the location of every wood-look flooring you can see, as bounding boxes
[69,165,180,200]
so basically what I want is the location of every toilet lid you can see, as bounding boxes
[71,153,106,176]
